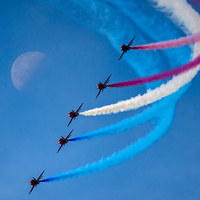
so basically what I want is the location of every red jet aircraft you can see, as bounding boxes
[96,74,112,99]
[67,103,83,127]
[29,170,45,195]
[119,36,136,60]
[57,130,73,153]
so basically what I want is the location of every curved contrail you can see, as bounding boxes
[131,32,200,50]
[40,0,197,183]
[100,0,190,69]
[81,1,200,116]
[78,1,200,117]
[81,45,200,116]
[80,65,199,116]
[108,55,200,88]
[41,106,175,183]
[70,86,186,142]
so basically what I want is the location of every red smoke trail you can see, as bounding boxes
[131,32,200,50]
[108,55,200,88]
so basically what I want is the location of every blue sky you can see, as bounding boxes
[0,0,200,199]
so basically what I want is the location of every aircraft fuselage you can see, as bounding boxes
[58,138,67,145]
[30,179,39,186]
[97,83,107,90]
[68,112,79,118]
[120,44,130,52]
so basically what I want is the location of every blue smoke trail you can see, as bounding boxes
[40,0,181,77]
[69,84,188,142]
[100,0,190,67]
[41,105,174,182]
[40,0,191,145]
[38,0,192,182]
[39,0,191,110]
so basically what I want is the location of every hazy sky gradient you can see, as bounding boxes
[0,0,200,200]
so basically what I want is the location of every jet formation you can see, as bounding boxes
[28,37,135,194]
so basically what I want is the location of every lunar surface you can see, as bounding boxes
[11,51,45,91]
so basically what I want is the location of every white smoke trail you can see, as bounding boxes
[152,1,200,60]
[80,0,200,116]
[40,0,198,184]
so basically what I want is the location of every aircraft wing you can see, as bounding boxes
[67,118,73,127]
[118,52,125,60]
[57,144,63,153]
[66,130,73,139]
[76,103,84,113]
[128,36,136,47]
[95,90,102,99]
[29,186,35,195]
[104,74,112,85]
[37,170,45,181]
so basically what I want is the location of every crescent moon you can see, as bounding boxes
[11,51,45,91]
